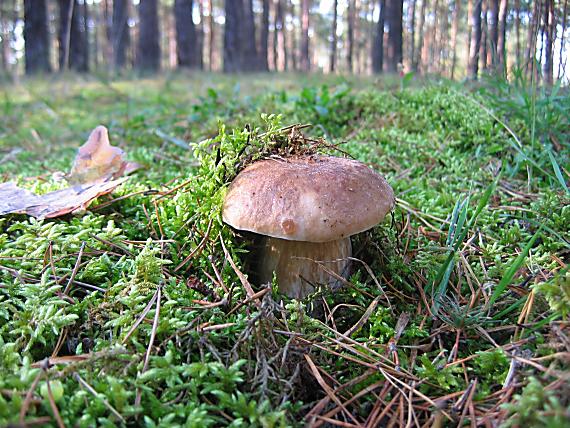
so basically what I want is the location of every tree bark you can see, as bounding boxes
[137,0,160,71]
[58,0,89,72]
[386,0,403,73]
[347,0,355,72]
[242,0,258,71]
[542,0,555,84]
[274,0,287,71]
[525,0,540,79]
[223,0,242,72]
[450,0,460,79]
[408,0,416,71]
[372,0,386,73]
[330,0,338,72]
[558,0,568,79]
[197,0,205,69]
[260,0,270,71]
[487,0,498,68]
[414,0,426,71]
[24,0,51,74]
[174,0,198,68]
[300,0,310,71]
[497,0,508,74]
[112,0,129,69]
[479,0,488,72]
[468,0,482,79]
[514,0,520,67]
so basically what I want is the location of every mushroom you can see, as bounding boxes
[222,155,394,299]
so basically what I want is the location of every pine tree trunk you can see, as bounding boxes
[347,0,355,72]
[414,0,426,72]
[514,0,520,67]
[275,0,287,71]
[479,0,488,72]
[197,0,204,69]
[289,1,297,70]
[408,0,416,71]
[58,0,89,72]
[386,0,403,73]
[242,0,257,71]
[24,0,51,74]
[372,0,386,73]
[558,0,568,79]
[223,0,242,72]
[543,0,555,84]
[260,0,270,71]
[497,0,508,74]
[468,0,482,79]
[174,0,198,68]
[137,0,160,71]
[330,0,338,72]
[208,0,214,70]
[300,0,310,71]
[487,0,498,68]
[525,0,540,79]
[450,0,460,79]
[112,0,129,69]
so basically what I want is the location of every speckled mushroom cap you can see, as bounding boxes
[222,155,394,242]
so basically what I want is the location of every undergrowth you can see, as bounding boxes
[0,73,568,427]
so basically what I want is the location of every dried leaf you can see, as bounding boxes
[0,125,134,219]
[0,178,128,219]
[67,126,127,184]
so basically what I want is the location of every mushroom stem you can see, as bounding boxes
[258,236,352,299]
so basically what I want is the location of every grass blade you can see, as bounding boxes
[547,149,570,194]
[488,228,542,308]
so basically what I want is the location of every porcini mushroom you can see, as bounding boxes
[222,155,394,299]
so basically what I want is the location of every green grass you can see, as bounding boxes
[0,72,568,427]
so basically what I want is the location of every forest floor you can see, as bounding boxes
[0,72,568,427]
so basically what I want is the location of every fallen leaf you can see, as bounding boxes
[0,125,135,219]
[67,125,127,184]
[0,178,128,219]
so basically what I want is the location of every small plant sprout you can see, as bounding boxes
[222,155,394,299]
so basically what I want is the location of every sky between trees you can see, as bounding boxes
[1,1,568,83]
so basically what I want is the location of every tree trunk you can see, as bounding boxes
[174,0,198,68]
[479,0,488,72]
[386,0,403,73]
[24,0,51,74]
[514,0,520,67]
[558,0,568,79]
[525,0,540,79]
[274,0,287,71]
[300,0,310,71]
[242,0,258,71]
[347,0,355,72]
[468,0,482,79]
[543,0,555,84]
[289,1,298,70]
[408,0,416,72]
[58,0,89,72]
[487,0,498,68]
[414,0,426,71]
[260,0,270,71]
[450,0,460,79]
[137,0,160,71]
[497,0,508,74]
[224,0,241,72]
[208,0,214,70]
[372,0,386,73]
[330,0,338,72]
[112,0,129,69]
[196,0,205,69]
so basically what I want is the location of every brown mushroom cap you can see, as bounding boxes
[222,155,394,242]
